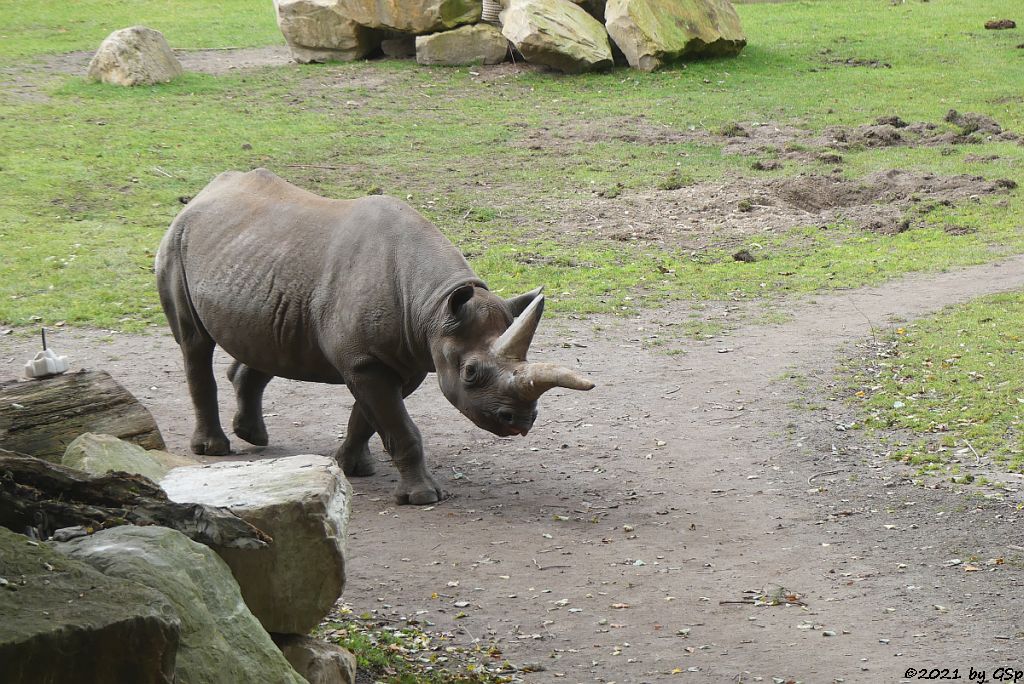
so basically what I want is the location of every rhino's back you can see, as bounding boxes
[160,169,476,381]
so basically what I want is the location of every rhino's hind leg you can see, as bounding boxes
[335,403,377,477]
[227,360,272,447]
[157,231,229,456]
[181,333,231,456]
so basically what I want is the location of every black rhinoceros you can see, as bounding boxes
[156,169,593,504]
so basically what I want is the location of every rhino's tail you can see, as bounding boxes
[156,216,213,347]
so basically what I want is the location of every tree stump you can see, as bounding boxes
[0,370,165,462]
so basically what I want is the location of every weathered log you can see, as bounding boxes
[0,369,165,461]
[0,451,271,550]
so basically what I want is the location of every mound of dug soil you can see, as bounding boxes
[559,169,1015,249]
[722,112,1019,160]
[526,112,1018,171]
[773,169,1003,212]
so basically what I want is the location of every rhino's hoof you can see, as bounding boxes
[394,483,448,506]
[191,433,230,456]
[337,445,376,477]
[233,416,269,447]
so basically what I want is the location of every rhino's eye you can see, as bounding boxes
[462,362,479,385]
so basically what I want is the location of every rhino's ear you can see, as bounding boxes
[506,286,544,318]
[447,284,476,318]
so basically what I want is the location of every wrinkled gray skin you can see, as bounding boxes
[157,169,594,505]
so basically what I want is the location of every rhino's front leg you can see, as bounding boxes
[345,364,444,505]
[336,373,426,478]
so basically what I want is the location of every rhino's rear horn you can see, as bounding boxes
[492,294,544,361]
[514,362,595,401]
[506,286,544,317]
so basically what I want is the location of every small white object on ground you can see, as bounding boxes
[24,348,69,378]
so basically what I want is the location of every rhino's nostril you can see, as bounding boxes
[497,409,515,425]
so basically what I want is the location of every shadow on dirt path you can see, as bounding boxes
[5,256,1024,682]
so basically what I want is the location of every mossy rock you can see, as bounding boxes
[606,0,746,71]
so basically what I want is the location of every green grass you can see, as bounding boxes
[1,0,1024,331]
[316,607,514,683]
[0,0,283,59]
[846,293,1024,475]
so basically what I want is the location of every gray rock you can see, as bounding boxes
[274,633,357,684]
[0,527,179,684]
[275,0,380,63]
[416,24,509,66]
[87,26,183,86]
[51,526,90,542]
[58,526,305,684]
[337,0,481,34]
[161,454,351,634]
[501,0,613,73]
[62,432,197,483]
[605,0,746,72]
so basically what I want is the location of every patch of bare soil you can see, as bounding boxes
[719,113,1020,161]
[512,115,695,150]
[555,169,1014,249]
[824,56,892,69]
[468,61,550,82]
[984,19,1017,30]
[6,256,1024,682]
[175,46,293,74]
[512,111,1019,163]
[509,113,1018,249]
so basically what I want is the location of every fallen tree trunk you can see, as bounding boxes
[0,451,270,550]
[0,369,165,462]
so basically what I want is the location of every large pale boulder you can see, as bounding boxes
[501,0,613,73]
[275,0,380,63]
[62,432,197,482]
[416,24,509,65]
[86,26,183,86]
[273,634,357,684]
[605,0,746,72]
[58,526,305,684]
[0,527,179,683]
[161,455,351,634]
[338,0,481,34]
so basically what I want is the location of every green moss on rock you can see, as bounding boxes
[606,0,746,71]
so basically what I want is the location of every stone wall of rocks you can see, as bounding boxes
[274,0,747,72]
[2,436,356,684]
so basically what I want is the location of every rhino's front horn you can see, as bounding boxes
[513,362,595,401]
[493,294,545,361]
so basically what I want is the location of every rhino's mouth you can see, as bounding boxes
[497,424,530,438]
[463,408,534,438]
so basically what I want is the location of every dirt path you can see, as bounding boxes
[5,257,1024,682]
